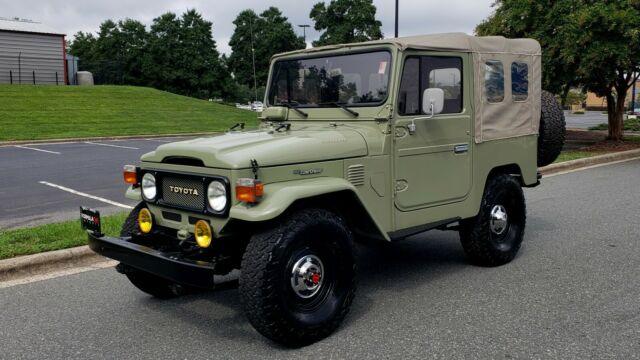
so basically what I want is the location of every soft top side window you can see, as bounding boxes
[485,60,504,103]
[511,62,529,101]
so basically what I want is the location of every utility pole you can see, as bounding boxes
[249,16,258,102]
[395,0,399,38]
[298,24,310,48]
[632,70,637,113]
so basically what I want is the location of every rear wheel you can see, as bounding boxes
[459,174,526,266]
[118,202,185,299]
[239,209,356,347]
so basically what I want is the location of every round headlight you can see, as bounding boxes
[207,181,227,212]
[141,173,157,200]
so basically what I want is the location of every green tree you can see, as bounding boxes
[565,90,587,106]
[68,31,98,76]
[310,0,383,47]
[228,7,305,90]
[476,0,640,140]
[145,10,230,99]
[70,19,148,85]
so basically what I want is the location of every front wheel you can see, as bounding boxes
[239,209,356,347]
[459,174,526,266]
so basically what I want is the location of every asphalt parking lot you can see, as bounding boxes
[564,110,607,129]
[0,137,193,229]
[1,159,639,358]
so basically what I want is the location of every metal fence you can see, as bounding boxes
[0,53,77,85]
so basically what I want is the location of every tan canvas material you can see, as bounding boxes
[281,33,542,143]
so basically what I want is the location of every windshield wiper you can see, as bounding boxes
[319,102,359,117]
[279,102,308,118]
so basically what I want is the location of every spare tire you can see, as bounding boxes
[538,91,566,167]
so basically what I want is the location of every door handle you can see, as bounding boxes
[454,144,469,154]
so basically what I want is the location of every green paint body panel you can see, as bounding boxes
[132,43,539,241]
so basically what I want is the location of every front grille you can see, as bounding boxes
[161,175,206,212]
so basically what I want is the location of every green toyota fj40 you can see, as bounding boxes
[82,33,565,346]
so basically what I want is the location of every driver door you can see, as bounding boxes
[394,54,472,211]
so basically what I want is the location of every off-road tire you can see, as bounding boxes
[119,202,183,299]
[538,90,566,167]
[459,174,526,266]
[239,209,356,347]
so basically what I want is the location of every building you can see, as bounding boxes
[0,17,67,85]
[585,80,640,110]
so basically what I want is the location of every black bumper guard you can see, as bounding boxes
[87,231,216,289]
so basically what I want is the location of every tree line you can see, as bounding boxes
[68,0,383,103]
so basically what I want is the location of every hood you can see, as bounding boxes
[141,127,368,169]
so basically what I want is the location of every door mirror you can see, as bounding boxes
[422,88,445,116]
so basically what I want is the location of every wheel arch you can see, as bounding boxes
[227,177,389,241]
[486,163,529,188]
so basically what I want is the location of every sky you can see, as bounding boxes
[0,0,496,54]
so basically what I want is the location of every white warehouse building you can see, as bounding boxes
[0,17,68,85]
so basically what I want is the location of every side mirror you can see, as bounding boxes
[407,88,445,135]
[422,88,445,116]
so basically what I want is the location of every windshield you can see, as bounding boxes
[268,51,391,107]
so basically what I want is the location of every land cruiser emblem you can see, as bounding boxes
[293,168,323,176]
[169,186,199,196]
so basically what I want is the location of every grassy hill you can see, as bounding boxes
[0,85,259,141]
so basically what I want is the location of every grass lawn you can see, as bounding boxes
[553,150,606,163]
[0,85,259,141]
[0,212,127,260]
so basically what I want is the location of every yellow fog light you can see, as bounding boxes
[194,220,212,248]
[137,208,153,234]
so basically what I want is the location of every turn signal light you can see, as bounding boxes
[194,220,212,248]
[138,208,153,234]
[123,165,138,184]
[236,178,264,203]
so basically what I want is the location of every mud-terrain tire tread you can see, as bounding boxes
[119,202,147,237]
[538,90,566,167]
[239,209,356,347]
[119,202,181,299]
[460,174,526,266]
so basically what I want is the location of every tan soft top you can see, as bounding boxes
[279,33,542,144]
[280,32,541,57]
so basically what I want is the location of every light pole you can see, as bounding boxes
[298,24,310,47]
[249,16,258,102]
[395,0,399,38]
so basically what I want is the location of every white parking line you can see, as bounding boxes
[84,141,139,150]
[13,145,61,155]
[39,181,134,209]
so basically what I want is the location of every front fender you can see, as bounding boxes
[229,177,357,222]
[125,185,142,201]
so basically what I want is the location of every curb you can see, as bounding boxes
[0,245,110,283]
[0,132,218,146]
[540,148,640,175]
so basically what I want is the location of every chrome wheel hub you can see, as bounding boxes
[290,254,324,299]
[490,204,508,235]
